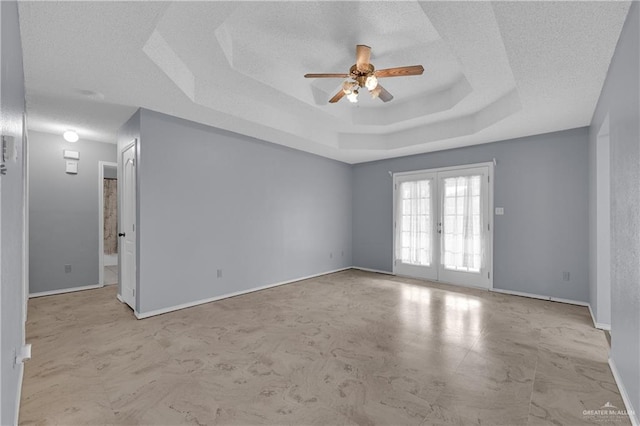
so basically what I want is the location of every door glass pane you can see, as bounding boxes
[441,175,483,273]
[398,180,432,266]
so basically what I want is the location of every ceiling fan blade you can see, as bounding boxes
[356,45,371,71]
[329,90,346,103]
[376,85,394,102]
[375,65,424,78]
[304,73,350,78]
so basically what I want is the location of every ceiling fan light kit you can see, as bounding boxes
[364,75,378,91]
[304,44,424,104]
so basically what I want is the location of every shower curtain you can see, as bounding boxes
[104,178,118,255]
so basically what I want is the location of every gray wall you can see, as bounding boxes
[352,127,589,302]
[29,131,116,293]
[590,2,640,418]
[127,109,353,315]
[104,165,117,179]
[1,1,27,424]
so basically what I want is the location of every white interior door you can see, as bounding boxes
[393,164,492,289]
[120,143,136,309]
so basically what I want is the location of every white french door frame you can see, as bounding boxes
[392,161,494,290]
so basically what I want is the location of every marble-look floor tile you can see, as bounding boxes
[20,394,117,426]
[104,265,119,285]
[422,347,536,426]
[19,353,115,425]
[528,348,630,425]
[20,270,629,425]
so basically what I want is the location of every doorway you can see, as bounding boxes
[393,163,494,289]
[99,161,118,286]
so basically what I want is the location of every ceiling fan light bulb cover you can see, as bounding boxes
[347,91,359,103]
[365,75,378,91]
[343,80,356,95]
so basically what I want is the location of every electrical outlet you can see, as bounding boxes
[64,264,72,273]
[563,271,570,281]
[216,269,222,278]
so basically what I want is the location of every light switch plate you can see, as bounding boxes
[63,150,79,160]
[495,207,504,215]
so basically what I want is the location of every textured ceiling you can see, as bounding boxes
[19,1,630,164]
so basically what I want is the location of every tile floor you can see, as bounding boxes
[104,265,118,285]
[19,270,629,425]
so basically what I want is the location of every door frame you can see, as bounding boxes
[594,114,611,328]
[392,161,494,289]
[98,161,118,286]
[23,115,30,323]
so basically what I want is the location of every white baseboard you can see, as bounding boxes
[490,288,590,307]
[29,283,103,298]
[550,296,589,307]
[609,357,639,426]
[490,288,549,301]
[14,361,24,425]
[588,303,612,331]
[134,267,352,319]
[116,293,124,303]
[351,266,393,275]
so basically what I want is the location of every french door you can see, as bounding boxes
[393,164,492,289]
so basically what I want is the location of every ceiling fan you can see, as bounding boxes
[304,44,424,104]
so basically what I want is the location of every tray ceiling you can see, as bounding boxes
[19,1,630,163]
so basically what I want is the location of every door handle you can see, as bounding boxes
[118,233,126,237]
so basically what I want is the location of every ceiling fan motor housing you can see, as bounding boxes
[350,64,375,87]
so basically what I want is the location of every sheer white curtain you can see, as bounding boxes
[442,175,483,272]
[396,180,432,266]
